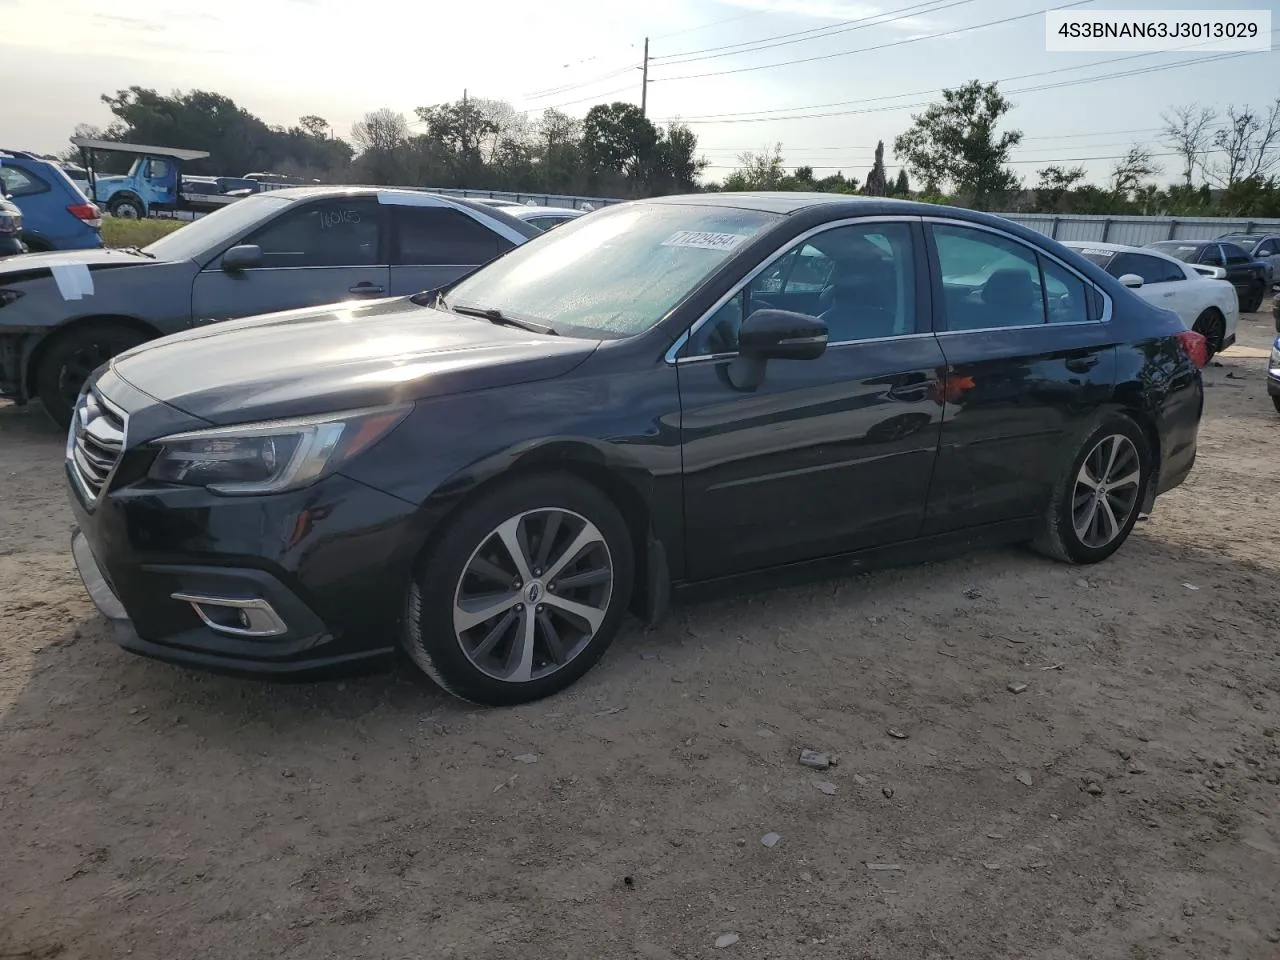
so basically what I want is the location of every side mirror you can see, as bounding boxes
[738,308,828,361]
[1118,273,1144,289]
[1192,265,1227,281]
[221,244,262,272]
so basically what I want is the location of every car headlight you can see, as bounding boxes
[148,404,411,495]
[1270,338,1280,372]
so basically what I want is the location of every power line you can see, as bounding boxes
[663,47,1267,124]
[651,0,1096,83]
[650,9,771,41]
[653,0,979,64]
[704,149,1196,172]
[653,36,1240,123]
[540,83,638,111]
[523,64,639,101]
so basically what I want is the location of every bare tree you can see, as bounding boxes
[1111,144,1161,198]
[1160,104,1216,186]
[351,108,409,155]
[1204,100,1280,186]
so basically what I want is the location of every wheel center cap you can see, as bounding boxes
[525,582,542,604]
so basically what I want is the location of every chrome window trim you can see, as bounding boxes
[922,215,1113,327]
[664,215,923,365]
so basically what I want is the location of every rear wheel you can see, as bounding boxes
[1192,308,1226,360]
[402,473,634,705]
[35,322,148,428]
[1239,282,1264,314]
[1033,416,1151,565]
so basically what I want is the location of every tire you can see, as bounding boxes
[35,322,148,428]
[108,196,144,220]
[1192,308,1226,361]
[403,472,635,706]
[1239,283,1264,314]
[1032,415,1151,566]
[1272,396,1280,415]
[19,234,50,253]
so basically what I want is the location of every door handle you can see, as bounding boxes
[349,283,384,295]
[1065,354,1099,373]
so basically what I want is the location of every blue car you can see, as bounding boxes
[0,149,103,251]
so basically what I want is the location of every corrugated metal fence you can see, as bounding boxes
[419,187,624,211]
[967,213,1280,245]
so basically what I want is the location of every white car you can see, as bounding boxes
[1066,240,1239,359]
[506,205,586,232]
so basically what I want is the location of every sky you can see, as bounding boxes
[1,0,1277,188]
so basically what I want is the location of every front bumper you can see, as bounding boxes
[68,467,421,678]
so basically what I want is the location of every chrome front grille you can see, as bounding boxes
[67,389,125,502]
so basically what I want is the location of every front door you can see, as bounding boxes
[921,220,1116,534]
[191,196,389,323]
[677,218,946,581]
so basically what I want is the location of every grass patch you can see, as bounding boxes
[100,217,186,249]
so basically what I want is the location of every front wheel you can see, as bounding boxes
[108,196,144,220]
[35,322,148,428]
[1033,416,1151,565]
[1272,395,1280,415]
[403,473,635,705]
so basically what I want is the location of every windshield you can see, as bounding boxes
[144,194,291,260]
[444,202,782,337]
[1150,242,1199,263]
[1068,246,1115,268]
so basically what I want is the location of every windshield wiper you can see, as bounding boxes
[450,303,557,336]
[121,245,156,259]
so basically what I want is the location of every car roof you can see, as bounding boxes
[511,206,583,217]
[259,186,542,240]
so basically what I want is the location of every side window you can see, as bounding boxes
[1223,242,1251,264]
[395,207,505,265]
[0,165,49,198]
[685,221,917,355]
[244,198,380,267]
[1256,240,1275,257]
[1039,256,1089,324]
[932,224,1044,330]
[146,159,171,179]
[1109,253,1182,284]
[1201,245,1225,266]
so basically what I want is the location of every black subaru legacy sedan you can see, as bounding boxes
[67,194,1206,705]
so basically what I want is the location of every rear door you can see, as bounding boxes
[677,217,947,580]
[387,204,518,296]
[191,196,389,320]
[921,219,1116,534]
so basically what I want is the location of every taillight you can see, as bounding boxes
[0,211,20,235]
[1175,330,1207,369]
[66,203,103,229]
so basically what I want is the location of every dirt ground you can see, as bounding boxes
[2,312,1279,960]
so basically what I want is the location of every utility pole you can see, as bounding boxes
[640,38,649,116]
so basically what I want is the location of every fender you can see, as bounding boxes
[409,435,676,627]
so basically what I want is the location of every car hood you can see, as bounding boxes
[109,296,602,425]
[0,247,159,281]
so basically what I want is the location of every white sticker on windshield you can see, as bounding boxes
[1079,248,1112,258]
[661,231,749,251]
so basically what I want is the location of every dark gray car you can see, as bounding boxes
[0,187,539,426]
[1217,233,1280,283]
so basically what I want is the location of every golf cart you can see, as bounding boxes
[71,137,211,219]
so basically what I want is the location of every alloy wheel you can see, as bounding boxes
[453,507,614,683]
[1072,434,1142,549]
[58,342,118,408]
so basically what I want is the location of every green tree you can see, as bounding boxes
[351,108,411,184]
[722,144,786,191]
[893,80,1022,210]
[862,141,888,196]
[1032,165,1086,212]
[892,169,910,196]
[581,102,659,184]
